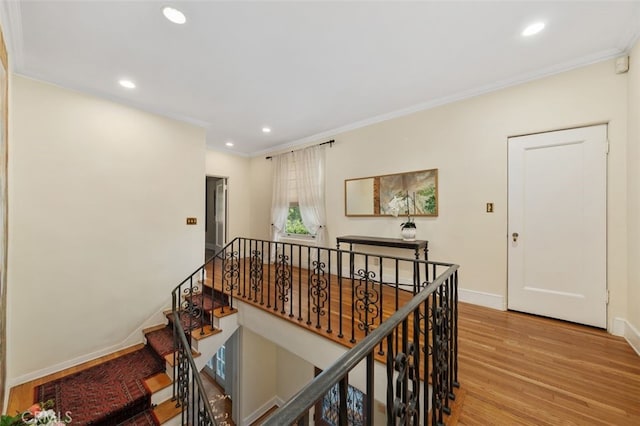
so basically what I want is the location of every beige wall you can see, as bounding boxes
[250,58,629,330]
[628,41,640,334]
[276,346,314,402]
[7,76,206,381]
[205,150,251,242]
[239,328,277,423]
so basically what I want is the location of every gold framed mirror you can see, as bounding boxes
[344,169,438,217]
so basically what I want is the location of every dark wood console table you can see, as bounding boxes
[336,235,428,261]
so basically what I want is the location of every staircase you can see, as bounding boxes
[142,288,239,425]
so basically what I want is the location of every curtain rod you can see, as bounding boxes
[265,139,335,160]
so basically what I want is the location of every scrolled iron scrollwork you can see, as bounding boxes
[175,345,190,409]
[249,249,263,299]
[432,300,451,417]
[354,269,380,335]
[274,253,291,311]
[393,342,419,424]
[223,250,240,295]
[310,260,328,322]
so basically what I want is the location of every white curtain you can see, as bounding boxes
[294,145,327,246]
[270,153,291,242]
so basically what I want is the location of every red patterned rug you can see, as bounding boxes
[117,410,156,426]
[145,327,175,358]
[35,347,163,425]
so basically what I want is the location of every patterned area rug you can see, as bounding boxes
[35,347,163,425]
[117,410,156,426]
[145,327,175,358]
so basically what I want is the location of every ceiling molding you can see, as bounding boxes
[251,47,623,158]
[15,72,212,129]
[0,0,24,70]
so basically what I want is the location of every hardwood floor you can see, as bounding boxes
[204,258,640,424]
[456,303,640,425]
[8,251,639,425]
[200,370,235,426]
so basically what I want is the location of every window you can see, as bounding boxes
[286,204,310,235]
[215,344,225,381]
[285,159,311,236]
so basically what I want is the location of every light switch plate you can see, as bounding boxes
[486,203,494,213]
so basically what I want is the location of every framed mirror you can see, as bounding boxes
[344,169,438,217]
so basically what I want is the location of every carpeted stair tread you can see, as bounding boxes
[117,410,156,426]
[35,346,164,426]
[145,327,176,358]
[167,309,211,332]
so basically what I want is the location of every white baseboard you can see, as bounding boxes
[458,288,505,311]
[612,317,640,356]
[242,396,280,426]
[7,340,139,388]
[7,301,171,389]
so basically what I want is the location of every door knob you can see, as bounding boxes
[512,232,519,242]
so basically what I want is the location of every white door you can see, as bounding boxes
[508,125,607,328]
[215,179,226,251]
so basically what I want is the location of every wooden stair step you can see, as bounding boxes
[213,307,238,318]
[143,372,172,394]
[143,324,168,335]
[190,324,221,341]
[152,399,183,424]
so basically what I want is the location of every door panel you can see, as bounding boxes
[508,125,607,328]
[215,180,226,251]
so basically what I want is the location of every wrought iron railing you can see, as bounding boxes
[170,237,459,425]
[171,311,218,425]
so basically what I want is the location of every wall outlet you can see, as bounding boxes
[186,217,197,225]
[486,203,494,213]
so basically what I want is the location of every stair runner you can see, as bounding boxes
[33,290,227,425]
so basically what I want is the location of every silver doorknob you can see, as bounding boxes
[512,232,519,242]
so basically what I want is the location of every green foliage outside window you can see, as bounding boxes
[286,205,310,235]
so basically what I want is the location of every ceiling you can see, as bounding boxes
[2,1,639,156]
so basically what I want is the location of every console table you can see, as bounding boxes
[336,235,428,261]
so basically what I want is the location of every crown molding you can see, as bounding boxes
[251,47,624,158]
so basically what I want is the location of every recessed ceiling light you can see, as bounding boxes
[163,6,186,24]
[262,127,271,133]
[225,141,234,147]
[522,22,545,37]
[119,79,136,89]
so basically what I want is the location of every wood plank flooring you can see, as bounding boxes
[456,303,640,425]
[205,258,640,424]
[8,254,639,425]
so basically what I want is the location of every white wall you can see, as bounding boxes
[205,150,251,242]
[627,41,640,343]
[250,58,629,330]
[7,76,206,382]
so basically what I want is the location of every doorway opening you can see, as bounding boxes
[206,176,228,258]
[203,331,239,425]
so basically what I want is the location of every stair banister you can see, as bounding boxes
[264,263,459,425]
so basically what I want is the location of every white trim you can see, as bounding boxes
[241,395,280,426]
[458,288,505,311]
[6,341,141,388]
[612,317,640,357]
[7,301,171,388]
[253,48,623,158]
